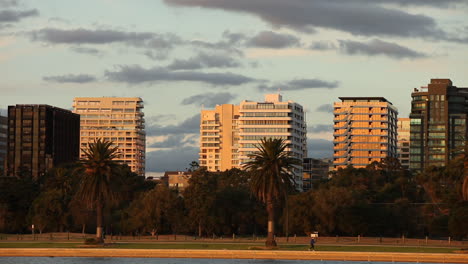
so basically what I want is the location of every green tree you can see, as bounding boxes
[75,139,120,242]
[243,138,299,247]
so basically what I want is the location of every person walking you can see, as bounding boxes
[309,235,316,251]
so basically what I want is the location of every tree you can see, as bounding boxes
[243,138,299,247]
[189,161,199,172]
[75,139,120,242]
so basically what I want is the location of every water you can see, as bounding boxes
[0,258,440,264]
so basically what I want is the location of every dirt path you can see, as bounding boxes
[0,248,467,263]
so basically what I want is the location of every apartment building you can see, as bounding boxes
[6,105,80,179]
[199,94,307,190]
[397,118,410,170]
[199,104,240,171]
[409,79,468,171]
[73,97,146,176]
[239,94,307,190]
[0,115,7,174]
[303,158,330,191]
[333,97,398,170]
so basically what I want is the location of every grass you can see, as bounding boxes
[0,242,460,253]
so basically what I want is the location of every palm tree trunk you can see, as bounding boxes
[265,196,277,247]
[96,201,103,243]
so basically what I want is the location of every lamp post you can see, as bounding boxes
[32,224,35,240]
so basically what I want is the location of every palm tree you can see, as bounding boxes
[243,138,300,247]
[76,139,120,242]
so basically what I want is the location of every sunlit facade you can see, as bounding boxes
[333,97,398,169]
[199,104,240,171]
[73,97,146,176]
[397,118,410,170]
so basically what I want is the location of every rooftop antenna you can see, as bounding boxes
[278,87,281,94]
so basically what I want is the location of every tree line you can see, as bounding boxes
[0,140,467,242]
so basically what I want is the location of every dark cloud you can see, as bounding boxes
[339,39,427,59]
[259,78,339,91]
[164,0,444,38]
[308,138,333,158]
[146,146,199,172]
[316,104,334,113]
[42,74,97,83]
[30,28,155,44]
[308,124,333,133]
[168,52,241,70]
[248,31,300,49]
[181,92,236,107]
[0,9,38,22]
[146,113,200,136]
[105,65,256,86]
[0,0,18,7]
[70,46,102,56]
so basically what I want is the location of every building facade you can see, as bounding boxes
[409,79,468,171]
[397,118,410,170]
[73,97,146,176]
[333,97,398,170]
[6,105,80,179]
[163,171,191,191]
[199,104,240,171]
[0,115,7,175]
[303,158,330,191]
[199,94,307,190]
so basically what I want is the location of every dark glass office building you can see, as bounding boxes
[409,79,468,172]
[6,105,80,179]
[0,115,7,175]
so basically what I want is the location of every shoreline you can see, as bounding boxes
[0,248,467,263]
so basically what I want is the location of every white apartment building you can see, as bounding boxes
[199,94,307,190]
[73,97,146,176]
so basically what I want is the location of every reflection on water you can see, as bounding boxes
[0,258,437,264]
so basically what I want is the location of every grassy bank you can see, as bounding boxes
[0,242,461,253]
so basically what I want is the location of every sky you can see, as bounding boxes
[1,0,468,173]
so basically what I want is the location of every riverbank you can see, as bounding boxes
[1,248,467,263]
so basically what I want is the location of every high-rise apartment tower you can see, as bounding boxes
[409,79,468,171]
[397,118,410,170]
[333,97,398,169]
[200,94,307,190]
[0,115,7,174]
[73,97,146,176]
[6,105,80,179]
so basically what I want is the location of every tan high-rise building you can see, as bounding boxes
[397,118,410,169]
[200,94,307,191]
[199,104,240,171]
[73,97,145,176]
[333,97,398,170]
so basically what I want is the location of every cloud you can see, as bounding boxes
[308,138,333,158]
[70,46,102,56]
[190,30,246,55]
[308,124,333,133]
[309,41,336,51]
[356,0,466,8]
[148,134,197,148]
[42,74,97,83]
[0,0,18,8]
[105,65,256,86]
[168,52,241,70]
[316,104,334,113]
[248,31,300,49]
[339,39,427,59]
[181,92,236,107]
[146,113,200,136]
[146,146,199,172]
[259,78,339,91]
[164,0,444,39]
[0,9,38,23]
[30,28,155,44]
